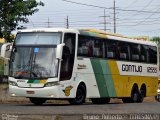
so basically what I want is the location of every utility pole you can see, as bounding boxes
[47,17,50,28]
[100,9,110,31]
[46,17,53,28]
[103,9,107,31]
[66,16,69,29]
[113,0,116,33]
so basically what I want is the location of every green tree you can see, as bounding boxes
[150,37,160,47]
[0,0,44,42]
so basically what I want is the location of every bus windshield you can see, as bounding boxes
[10,47,58,79]
[9,32,61,79]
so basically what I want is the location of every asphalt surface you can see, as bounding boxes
[0,101,160,120]
[0,102,160,114]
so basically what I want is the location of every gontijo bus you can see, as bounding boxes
[5,28,158,105]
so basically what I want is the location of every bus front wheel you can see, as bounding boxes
[29,98,46,105]
[68,84,86,105]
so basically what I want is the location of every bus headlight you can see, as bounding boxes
[9,81,18,86]
[157,89,160,93]
[44,81,59,87]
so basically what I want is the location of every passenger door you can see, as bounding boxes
[60,33,76,81]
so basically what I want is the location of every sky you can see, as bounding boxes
[19,0,160,38]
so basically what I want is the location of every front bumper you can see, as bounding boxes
[9,85,60,98]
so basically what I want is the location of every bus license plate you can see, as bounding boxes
[26,91,35,94]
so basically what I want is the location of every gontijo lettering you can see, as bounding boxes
[122,64,142,72]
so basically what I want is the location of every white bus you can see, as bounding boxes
[5,28,158,105]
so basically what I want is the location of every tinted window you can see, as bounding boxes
[141,45,148,63]
[93,39,104,58]
[78,35,157,64]
[78,35,104,58]
[118,42,130,61]
[130,44,140,62]
[78,35,94,57]
[148,46,157,64]
[106,40,117,59]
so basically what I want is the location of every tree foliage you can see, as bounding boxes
[150,37,160,44]
[0,0,44,42]
[150,37,160,47]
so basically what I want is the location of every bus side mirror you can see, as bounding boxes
[1,43,12,60]
[56,43,65,60]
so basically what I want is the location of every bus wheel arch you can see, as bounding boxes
[68,82,86,105]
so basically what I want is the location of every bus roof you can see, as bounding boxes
[79,29,157,46]
[17,28,79,33]
[18,28,157,47]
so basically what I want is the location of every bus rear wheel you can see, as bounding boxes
[123,85,140,103]
[68,84,86,105]
[137,88,145,103]
[130,87,139,103]
[29,98,46,105]
[122,90,145,103]
[91,98,110,104]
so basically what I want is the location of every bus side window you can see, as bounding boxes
[118,42,129,61]
[106,40,117,59]
[130,44,140,62]
[141,45,148,63]
[148,46,157,64]
[78,35,94,57]
[60,33,76,81]
[78,35,89,57]
[93,39,103,58]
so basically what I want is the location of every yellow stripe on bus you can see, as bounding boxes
[40,80,47,84]
[108,60,158,97]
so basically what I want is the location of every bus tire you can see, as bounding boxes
[137,87,146,103]
[68,84,86,105]
[130,85,139,103]
[29,98,46,105]
[91,98,110,104]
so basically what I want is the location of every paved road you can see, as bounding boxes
[0,102,160,114]
[0,101,160,120]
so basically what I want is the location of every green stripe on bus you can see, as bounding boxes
[91,59,109,97]
[101,61,117,97]
[34,80,39,83]
[91,59,116,97]
[27,80,35,83]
